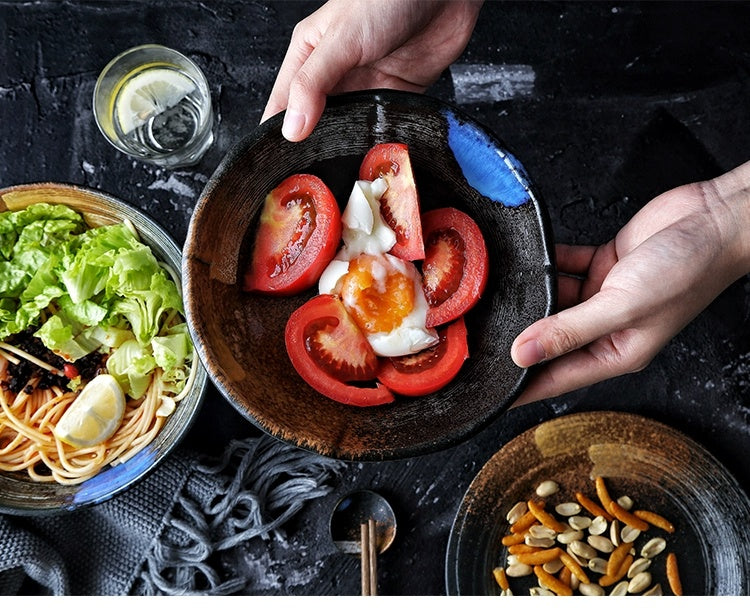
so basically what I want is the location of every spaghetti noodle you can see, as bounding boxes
[0,322,198,486]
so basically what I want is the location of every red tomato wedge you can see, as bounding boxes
[421,207,489,328]
[244,174,342,295]
[377,317,469,396]
[285,294,395,407]
[359,143,425,261]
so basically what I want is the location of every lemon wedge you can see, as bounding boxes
[115,67,196,134]
[54,374,126,448]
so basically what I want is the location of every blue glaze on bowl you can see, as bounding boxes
[445,110,531,207]
[71,446,158,507]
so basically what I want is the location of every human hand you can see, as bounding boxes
[511,161,750,406]
[261,0,483,141]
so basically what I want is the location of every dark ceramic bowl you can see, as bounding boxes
[446,411,750,595]
[183,90,555,461]
[0,183,208,515]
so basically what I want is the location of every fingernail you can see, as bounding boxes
[514,339,546,367]
[281,109,305,141]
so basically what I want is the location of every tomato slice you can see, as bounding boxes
[377,317,468,396]
[421,207,489,328]
[244,174,342,295]
[285,294,395,407]
[359,143,425,261]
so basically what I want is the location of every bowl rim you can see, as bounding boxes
[0,181,208,515]
[183,89,557,461]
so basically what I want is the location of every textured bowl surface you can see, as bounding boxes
[183,90,555,461]
[445,411,750,595]
[0,182,208,515]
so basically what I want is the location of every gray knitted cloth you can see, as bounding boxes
[0,434,344,595]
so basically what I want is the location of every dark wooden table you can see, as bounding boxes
[2,0,749,595]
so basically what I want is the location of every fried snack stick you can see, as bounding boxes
[594,477,616,518]
[527,499,567,533]
[666,552,683,596]
[507,543,541,556]
[599,554,633,588]
[559,550,590,585]
[608,500,649,531]
[515,548,562,566]
[575,492,612,521]
[605,541,633,577]
[558,566,572,589]
[633,509,675,533]
[510,506,542,534]
[501,533,525,546]
[533,565,573,596]
[493,566,510,592]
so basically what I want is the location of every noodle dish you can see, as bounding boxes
[0,184,206,513]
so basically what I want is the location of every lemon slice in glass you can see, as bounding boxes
[54,374,126,448]
[115,67,196,134]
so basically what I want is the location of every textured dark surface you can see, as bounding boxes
[2,0,750,595]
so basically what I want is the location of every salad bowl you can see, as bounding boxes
[183,90,555,461]
[0,182,208,514]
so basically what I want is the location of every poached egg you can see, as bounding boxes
[318,179,438,357]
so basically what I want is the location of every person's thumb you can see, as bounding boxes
[281,36,360,142]
[511,293,629,368]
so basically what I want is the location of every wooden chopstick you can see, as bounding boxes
[368,518,377,596]
[361,522,371,596]
[361,519,378,596]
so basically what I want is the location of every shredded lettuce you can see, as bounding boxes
[110,267,184,346]
[106,338,158,400]
[0,203,193,399]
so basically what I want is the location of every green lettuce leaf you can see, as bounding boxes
[106,338,156,400]
[0,203,83,261]
[35,311,103,362]
[1,202,191,400]
[60,223,141,304]
[111,271,184,346]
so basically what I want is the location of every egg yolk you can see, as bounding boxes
[339,254,415,334]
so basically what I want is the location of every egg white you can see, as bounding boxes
[318,178,438,357]
[339,177,395,257]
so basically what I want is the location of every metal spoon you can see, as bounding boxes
[329,489,397,595]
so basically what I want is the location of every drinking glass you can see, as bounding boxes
[93,44,214,168]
